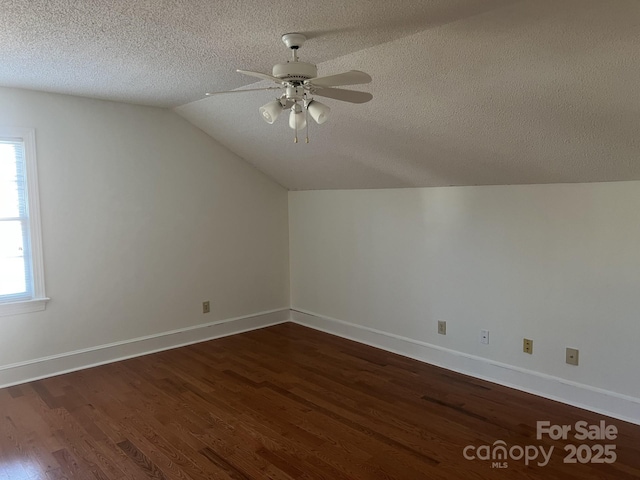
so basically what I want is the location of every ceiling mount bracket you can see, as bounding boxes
[281,33,306,50]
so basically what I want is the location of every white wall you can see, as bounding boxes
[289,183,640,419]
[0,87,289,372]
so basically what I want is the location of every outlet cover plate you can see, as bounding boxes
[480,329,490,344]
[438,321,446,335]
[523,338,533,354]
[203,301,210,314]
[566,347,579,365]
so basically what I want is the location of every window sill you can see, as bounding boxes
[0,298,50,317]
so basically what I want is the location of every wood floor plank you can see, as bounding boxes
[1,322,639,479]
[116,440,168,480]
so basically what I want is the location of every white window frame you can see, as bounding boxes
[0,127,48,316]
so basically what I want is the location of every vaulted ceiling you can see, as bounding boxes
[2,0,640,190]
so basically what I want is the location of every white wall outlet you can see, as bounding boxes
[480,329,490,344]
[438,321,446,335]
[523,338,533,354]
[202,301,210,314]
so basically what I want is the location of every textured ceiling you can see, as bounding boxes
[3,0,640,190]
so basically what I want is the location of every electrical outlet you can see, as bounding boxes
[438,321,446,335]
[202,301,210,314]
[566,347,579,366]
[480,329,490,344]
[523,338,533,354]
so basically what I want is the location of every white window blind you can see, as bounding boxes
[0,128,47,315]
[0,138,32,300]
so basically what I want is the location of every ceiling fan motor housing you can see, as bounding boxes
[272,62,317,83]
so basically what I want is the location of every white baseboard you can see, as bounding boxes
[5,306,638,426]
[291,308,640,426]
[0,308,290,389]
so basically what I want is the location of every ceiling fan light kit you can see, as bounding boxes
[289,103,307,131]
[308,100,330,125]
[205,33,372,143]
[259,100,283,124]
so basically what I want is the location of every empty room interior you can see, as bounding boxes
[1,1,640,479]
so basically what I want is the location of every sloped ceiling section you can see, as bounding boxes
[176,0,640,190]
[2,0,640,190]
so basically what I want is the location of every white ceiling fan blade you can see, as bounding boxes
[313,88,373,104]
[306,70,372,87]
[205,86,283,96]
[236,69,285,84]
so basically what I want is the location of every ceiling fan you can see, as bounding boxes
[205,33,373,142]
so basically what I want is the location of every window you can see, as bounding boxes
[0,127,48,316]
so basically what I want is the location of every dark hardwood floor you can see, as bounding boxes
[0,322,638,479]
